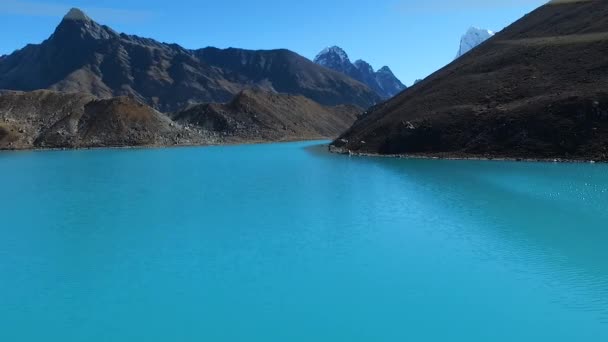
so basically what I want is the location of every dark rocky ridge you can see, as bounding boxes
[0,89,361,150]
[331,0,608,161]
[0,9,379,112]
[195,47,379,109]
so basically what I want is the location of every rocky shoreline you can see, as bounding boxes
[329,144,603,164]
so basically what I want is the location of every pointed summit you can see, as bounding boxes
[354,60,374,74]
[63,8,91,22]
[313,46,406,99]
[314,46,350,64]
[53,7,116,41]
[375,66,406,97]
[377,66,394,74]
[313,46,358,83]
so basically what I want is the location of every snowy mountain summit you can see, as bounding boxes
[456,27,495,58]
[314,46,406,99]
[315,46,350,65]
[314,46,358,76]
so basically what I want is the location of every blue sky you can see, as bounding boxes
[0,0,546,85]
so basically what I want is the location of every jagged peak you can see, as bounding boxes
[354,59,374,74]
[377,66,394,74]
[354,59,371,67]
[53,7,117,41]
[63,8,91,22]
[314,46,350,64]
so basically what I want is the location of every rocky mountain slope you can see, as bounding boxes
[456,27,495,58]
[0,90,206,149]
[0,9,379,112]
[0,89,361,150]
[174,89,361,142]
[331,0,608,161]
[314,46,406,98]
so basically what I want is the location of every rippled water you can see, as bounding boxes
[1,141,607,341]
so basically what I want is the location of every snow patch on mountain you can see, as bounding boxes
[314,46,350,66]
[456,27,495,58]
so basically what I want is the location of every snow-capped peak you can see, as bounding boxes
[456,27,495,58]
[314,46,350,65]
[313,47,406,98]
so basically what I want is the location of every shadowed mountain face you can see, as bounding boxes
[331,0,608,161]
[0,9,379,112]
[195,47,379,109]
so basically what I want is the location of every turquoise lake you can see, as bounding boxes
[1,140,608,341]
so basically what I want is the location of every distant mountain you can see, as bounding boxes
[314,46,406,99]
[331,0,608,161]
[314,46,358,78]
[0,9,379,112]
[456,27,495,58]
[194,47,379,109]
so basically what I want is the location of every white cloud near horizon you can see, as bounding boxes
[0,0,154,23]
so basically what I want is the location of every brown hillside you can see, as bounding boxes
[332,0,608,161]
[0,91,205,149]
[174,89,362,142]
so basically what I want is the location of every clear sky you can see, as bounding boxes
[0,0,547,86]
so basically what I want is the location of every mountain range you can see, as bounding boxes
[0,9,380,112]
[331,0,608,161]
[313,46,406,99]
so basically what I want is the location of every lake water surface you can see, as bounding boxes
[1,141,608,341]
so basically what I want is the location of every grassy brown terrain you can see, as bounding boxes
[0,90,207,149]
[332,0,608,161]
[0,89,361,150]
[174,89,362,142]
